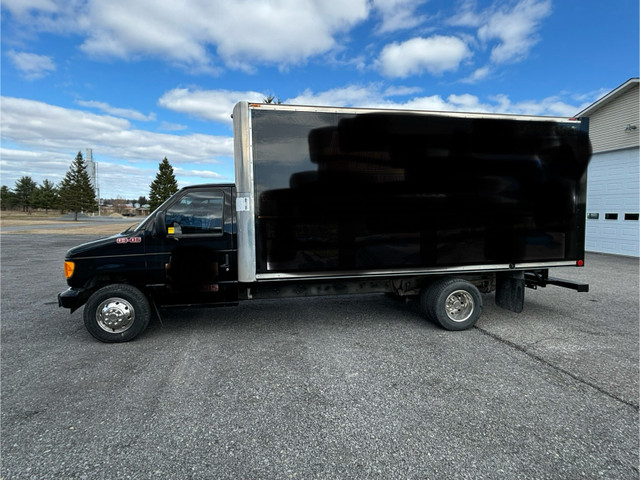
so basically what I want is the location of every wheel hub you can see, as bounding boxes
[445,290,474,322]
[96,298,135,333]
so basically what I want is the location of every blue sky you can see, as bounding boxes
[1,0,638,199]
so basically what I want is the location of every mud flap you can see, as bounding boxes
[495,271,525,313]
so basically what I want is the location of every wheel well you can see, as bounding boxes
[420,274,495,294]
[391,274,495,297]
[84,275,143,293]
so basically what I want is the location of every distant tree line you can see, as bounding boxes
[1,177,59,213]
[2,153,182,218]
[1,151,97,220]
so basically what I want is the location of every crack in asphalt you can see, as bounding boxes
[475,325,639,411]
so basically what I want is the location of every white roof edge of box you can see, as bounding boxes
[245,101,580,123]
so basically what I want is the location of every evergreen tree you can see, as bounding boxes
[14,176,38,212]
[58,151,97,220]
[149,157,178,211]
[263,95,282,104]
[32,179,59,212]
[0,186,17,211]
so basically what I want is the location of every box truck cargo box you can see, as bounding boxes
[60,102,591,342]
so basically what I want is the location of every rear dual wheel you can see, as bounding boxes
[421,278,482,331]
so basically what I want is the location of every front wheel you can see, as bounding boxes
[421,278,482,331]
[83,284,150,342]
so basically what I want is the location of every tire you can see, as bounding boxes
[83,284,150,343]
[420,278,482,331]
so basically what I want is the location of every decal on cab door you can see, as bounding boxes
[116,237,142,244]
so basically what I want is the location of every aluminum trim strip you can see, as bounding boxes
[253,261,577,282]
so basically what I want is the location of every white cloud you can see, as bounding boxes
[286,87,486,112]
[372,0,428,33]
[448,0,483,28]
[377,35,471,77]
[178,169,226,180]
[479,0,552,64]
[2,0,87,35]
[158,84,396,112]
[158,122,188,132]
[287,85,388,107]
[488,94,590,117]
[7,51,56,80]
[281,84,591,117]
[0,97,234,197]
[285,84,478,111]
[2,0,554,80]
[80,0,211,67]
[91,162,157,198]
[158,88,265,124]
[76,100,156,122]
[0,147,70,181]
[400,92,586,117]
[383,85,424,97]
[1,0,58,17]
[452,0,552,65]
[5,0,368,71]
[211,0,369,69]
[462,66,491,83]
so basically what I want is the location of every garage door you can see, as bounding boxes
[585,147,639,256]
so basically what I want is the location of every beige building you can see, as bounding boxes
[577,78,639,256]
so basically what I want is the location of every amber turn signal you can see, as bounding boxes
[64,261,75,279]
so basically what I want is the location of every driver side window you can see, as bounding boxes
[164,190,224,236]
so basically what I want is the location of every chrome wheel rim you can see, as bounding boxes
[445,290,474,322]
[96,297,135,333]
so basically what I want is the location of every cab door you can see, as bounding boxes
[146,186,237,306]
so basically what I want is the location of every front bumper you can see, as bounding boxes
[58,287,91,313]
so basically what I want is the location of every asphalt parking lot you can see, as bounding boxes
[1,233,638,479]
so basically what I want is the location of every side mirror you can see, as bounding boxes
[153,211,166,238]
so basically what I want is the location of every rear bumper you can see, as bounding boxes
[58,287,90,313]
[524,271,589,292]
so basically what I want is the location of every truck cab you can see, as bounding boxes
[59,184,238,342]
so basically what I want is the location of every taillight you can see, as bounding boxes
[64,261,75,279]
[577,259,584,267]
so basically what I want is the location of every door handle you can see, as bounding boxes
[220,253,231,272]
